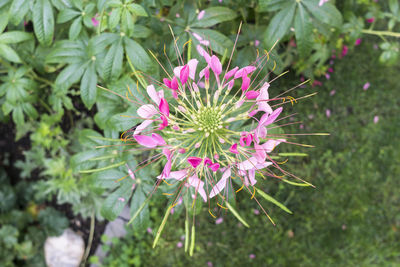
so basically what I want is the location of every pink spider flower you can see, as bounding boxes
[119,37,314,236]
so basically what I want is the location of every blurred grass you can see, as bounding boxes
[101,38,400,267]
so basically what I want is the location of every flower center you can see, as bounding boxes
[195,106,223,134]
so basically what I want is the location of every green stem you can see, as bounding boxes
[362,29,400,38]
[81,211,95,267]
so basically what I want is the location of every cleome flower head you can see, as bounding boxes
[116,32,320,252]
[125,41,301,214]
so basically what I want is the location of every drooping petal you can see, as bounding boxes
[225,66,239,80]
[187,157,202,168]
[159,169,188,180]
[159,98,170,117]
[245,90,260,99]
[147,85,161,105]
[257,82,272,114]
[158,115,168,130]
[254,143,266,163]
[229,143,239,154]
[151,133,165,146]
[237,157,258,171]
[134,135,157,148]
[134,119,153,135]
[234,66,257,79]
[187,59,199,80]
[264,107,283,125]
[137,104,158,119]
[262,139,285,153]
[209,168,231,198]
[248,169,257,186]
[241,75,251,92]
[210,55,222,76]
[209,163,220,172]
[188,174,207,202]
[196,45,211,64]
[180,65,189,85]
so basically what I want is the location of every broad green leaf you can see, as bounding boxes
[191,29,233,55]
[22,103,38,119]
[132,25,151,38]
[56,8,80,23]
[92,169,126,189]
[80,62,97,109]
[0,43,21,62]
[121,9,134,35]
[256,187,293,214]
[294,4,313,57]
[69,16,82,40]
[264,2,296,49]
[33,0,55,46]
[70,150,105,171]
[190,7,237,28]
[46,41,86,63]
[108,7,121,29]
[302,0,342,28]
[127,3,147,17]
[109,108,140,132]
[389,0,399,15]
[55,63,86,88]
[101,180,133,221]
[130,187,149,230]
[103,39,123,81]
[0,31,32,44]
[12,106,24,125]
[258,0,288,12]
[9,0,30,25]
[0,15,8,33]
[124,37,153,72]
[51,0,73,10]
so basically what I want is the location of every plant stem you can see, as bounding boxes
[362,29,400,38]
[81,211,95,267]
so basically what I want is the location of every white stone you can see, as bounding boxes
[44,228,85,267]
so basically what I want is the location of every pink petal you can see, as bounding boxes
[204,157,212,166]
[245,90,260,99]
[137,104,158,119]
[254,144,266,163]
[197,10,205,20]
[134,135,157,148]
[225,66,239,80]
[241,75,250,92]
[159,98,170,117]
[180,65,189,85]
[158,115,168,130]
[210,55,222,76]
[151,133,165,146]
[134,120,152,135]
[234,66,256,79]
[147,85,161,105]
[262,139,285,153]
[196,45,211,64]
[209,163,220,172]
[229,143,239,154]
[187,157,202,168]
[209,168,230,198]
[187,59,198,80]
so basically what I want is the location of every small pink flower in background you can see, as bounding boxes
[308,114,314,120]
[215,217,223,224]
[147,228,153,234]
[329,59,334,65]
[197,10,205,20]
[253,209,260,215]
[366,17,375,23]
[355,39,362,46]
[326,109,331,118]
[330,90,336,96]
[249,254,256,259]
[180,235,185,240]
[254,40,260,47]
[287,230,294,238]
[207,262,213,267]
[328,67,334,73]
[363,82,370,90]
[341,45,348,58]
[325,73,330,80]
[373,44,378,50]
[342,224,347,230]
[312,80,322,87]
[92,17,99,27]
[175,13,180,18]
[177,242,183,248]
[118,197,125,202]
[374,116,379,124]
[299,124,304,129]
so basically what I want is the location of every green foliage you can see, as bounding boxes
[0,169,69,266]
[98,37,400,267]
